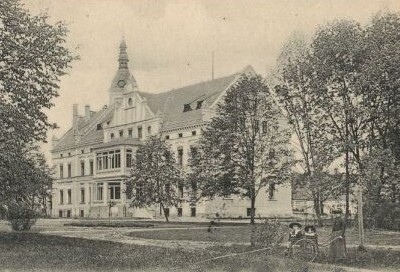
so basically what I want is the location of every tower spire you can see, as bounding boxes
[118,38,129,70]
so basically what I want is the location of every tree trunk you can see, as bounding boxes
[345,149,350,221]
[250,196,256,246]
[250,196,256,225]
[160,202,169,223]
[313,192,323,227]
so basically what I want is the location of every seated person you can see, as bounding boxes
[285,222,303,254]
[289,222,303,239]
[304,225,317,238]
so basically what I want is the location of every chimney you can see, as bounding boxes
[51,135,59,147]
[85,105,90,120]
[73,104,79,129]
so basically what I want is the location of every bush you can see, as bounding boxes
[250,219,287,249]
[363,202,400,231]
[6,204,39,231]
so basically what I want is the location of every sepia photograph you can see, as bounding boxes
[0,0,399,271]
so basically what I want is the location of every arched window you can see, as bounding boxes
[128,97,133,106]
[110,133,114,140]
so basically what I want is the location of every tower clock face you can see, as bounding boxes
[117,80,126,88]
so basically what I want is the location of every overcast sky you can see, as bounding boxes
[22,0,400,159]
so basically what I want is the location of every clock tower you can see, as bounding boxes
[109,38,138,105]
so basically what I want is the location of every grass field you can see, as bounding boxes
[127,226,400,271]
[127,225,400,246]
[0,232,352,272]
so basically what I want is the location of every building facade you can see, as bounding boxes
[51,40,293,219]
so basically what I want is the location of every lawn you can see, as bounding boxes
[127,226,400,271]
[0,232,362,272]
[127,225,400,246]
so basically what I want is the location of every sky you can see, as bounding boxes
[21,0,400,160]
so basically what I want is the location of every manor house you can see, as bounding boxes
[51,40,293,219]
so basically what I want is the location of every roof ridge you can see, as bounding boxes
[138,72,239,96]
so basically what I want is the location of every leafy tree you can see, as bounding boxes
[0,0,75,228]
[0,0,75,144]
[310,19,368,219]
[359,12,400,204]
[127,136,183,222]
[0,144,53,230]
[191,73,294,226]
[275,33,339,226]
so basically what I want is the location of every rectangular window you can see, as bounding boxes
[178,148,183,166]
[165,135,170,140]
[67,163,72,177]
[67,189,72,204]
[80,210,84,218]
[96,183,103,201]
[119,130,123,138]
[191,207,196,217]
[59,164,64,179]
[177,208,183,217]
[81,161,85,176]
[108,182,121,200]
[97,124,102,130]
[128,129,132,138]
[138,127,143,139]
[58,210,63,217]
[192,130,197,136]
[80,188,85,204]
[178,184,184,198]
[59,190,64,204]
[102,152,108,169]
[90,160,94,175]
[126,149,132,168]
[254,119,259,133]
[262,121,268,134]
[66,210,71,218]
[190,146,198,159]
[115,150,121,168]
[247,208,256,217]
[178,133,183,138]
[109,150,115,168]
[147,126,152,135]
[96,150,121,170]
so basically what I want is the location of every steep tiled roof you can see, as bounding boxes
[53,68,247,151]
[139,73,239,130]
[52,107,113,152]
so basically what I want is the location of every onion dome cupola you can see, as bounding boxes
[109,38,139,105]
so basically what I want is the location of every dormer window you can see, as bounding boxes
[183,104,192,112]
[96,124,102,130]
[196,100,203,109]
